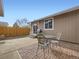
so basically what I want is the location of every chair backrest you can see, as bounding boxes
[37,33,45,44]
[56,32,62,40]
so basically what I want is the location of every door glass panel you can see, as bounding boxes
[33,25,38,34]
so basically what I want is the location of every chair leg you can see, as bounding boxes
[43,48,46,59]
[44,43,52,59]
[48,45,50,55]
[36,46,39,56]
[58,42,62,56]
[47,44,50,59]
[49,43,52,52]
[36,45,40,59]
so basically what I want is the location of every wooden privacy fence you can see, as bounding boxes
[0,26,30,37]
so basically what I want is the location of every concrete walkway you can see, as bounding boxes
[0,37,37,56]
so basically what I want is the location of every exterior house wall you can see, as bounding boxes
[31,10,79,43]
[44,10,79,43]
[54,10,79,43]
[43,17,56,35]
[38,20,44,30]
[0,0,3,16]
[31,21,44,34]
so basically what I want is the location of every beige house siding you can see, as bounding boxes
[31,9,79,43]
[54,10,79,43]
[0,0,3,16]
[76,11,79,43]
[38,20,44,29]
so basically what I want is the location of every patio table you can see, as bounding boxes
[45,35,56,39]
[44,35,61,48]
[44,35,57,42]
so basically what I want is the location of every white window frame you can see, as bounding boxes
[44,18,54,30]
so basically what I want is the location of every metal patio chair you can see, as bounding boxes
[35,33,51,59]
[51,32,62,48]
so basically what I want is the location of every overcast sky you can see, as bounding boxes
[0,0,79,26]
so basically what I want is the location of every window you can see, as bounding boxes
[44,19,54,30]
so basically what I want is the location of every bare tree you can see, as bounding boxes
[13,22,19,27]
[13,18,28,27]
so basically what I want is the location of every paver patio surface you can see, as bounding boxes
[18,40,79,59]
[0,37,79,59]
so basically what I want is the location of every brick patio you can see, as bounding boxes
[18,43,79,59]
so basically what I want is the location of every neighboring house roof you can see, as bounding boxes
[0,21,8,26]
[31,6,79,23]
[0,0,4,16]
